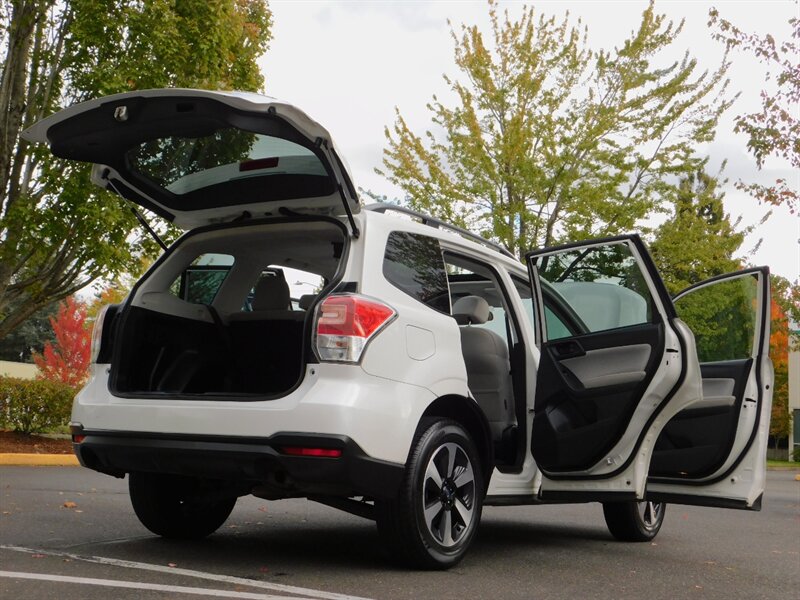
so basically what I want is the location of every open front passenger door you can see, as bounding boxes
[647,267,772,510]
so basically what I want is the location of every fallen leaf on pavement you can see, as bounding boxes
[63,501,77,508]
[167,563,177,568]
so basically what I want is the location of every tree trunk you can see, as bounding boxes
[0,0,42,213]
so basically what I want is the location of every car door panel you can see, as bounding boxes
[532,324,664,472]
[649,360,752,478]
[647,268,771,509]
[525,236,705,500]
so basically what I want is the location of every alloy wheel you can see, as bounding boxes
[637,501,664,531]
[421,442,476,548]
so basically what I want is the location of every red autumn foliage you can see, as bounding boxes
[33,296,90,388]
[769,298,789,364]
[768,297,791,438]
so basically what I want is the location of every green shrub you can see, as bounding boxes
[0,377,75,434]
[792,446,800,463]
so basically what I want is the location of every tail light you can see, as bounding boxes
[314,294,396,363]
[89,305,110,363]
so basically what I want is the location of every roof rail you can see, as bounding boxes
[364,203,516,259]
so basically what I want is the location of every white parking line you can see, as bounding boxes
[0,545,373,600]
[0,570,316,599]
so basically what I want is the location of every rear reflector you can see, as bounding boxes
[315,294,395,363]
[281,446,342,458]
[72,435,86,444]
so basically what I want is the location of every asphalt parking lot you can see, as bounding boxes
[0,467,798,599]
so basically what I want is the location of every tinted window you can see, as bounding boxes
[127,130,326,195]
[170,253,234,304]
[383,232,449,313]
[674,274,758,362]
[512,275,573,341]
[532,242,655,338]
[545,306,573,340]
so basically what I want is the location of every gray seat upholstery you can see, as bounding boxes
[229,271,304,322]
[452,296,515,439]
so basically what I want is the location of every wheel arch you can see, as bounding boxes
[419,395,494,491]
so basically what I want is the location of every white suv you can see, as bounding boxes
[25,89,774,569]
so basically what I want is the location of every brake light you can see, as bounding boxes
[89,305,110,363]
[315,294,396,363]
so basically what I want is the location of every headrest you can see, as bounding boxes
[298,294,316,311]
[452,295,491,325]
[252,273,290,311]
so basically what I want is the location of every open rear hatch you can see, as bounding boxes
[22,89,360,230]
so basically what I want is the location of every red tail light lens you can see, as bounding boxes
[315,294,396,362]
[281,446,342,458]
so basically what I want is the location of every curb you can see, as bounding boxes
[0,453,79,466]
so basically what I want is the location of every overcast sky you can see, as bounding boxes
[260,0,798,283]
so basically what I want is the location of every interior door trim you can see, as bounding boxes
[648,267,771,487]
[539,317,689,481]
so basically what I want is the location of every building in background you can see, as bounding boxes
[0,361,38,380]
[790,321,799,461]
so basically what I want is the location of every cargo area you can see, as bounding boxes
[109,219,347,398]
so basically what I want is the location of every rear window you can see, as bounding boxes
[383,231,449,313]
[126,129,327,195]
[169,253,234,305]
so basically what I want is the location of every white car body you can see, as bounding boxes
[25,89,773,568]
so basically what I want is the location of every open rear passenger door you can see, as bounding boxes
[525,236,704,502]
[647,267,773,510]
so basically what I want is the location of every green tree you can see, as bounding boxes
[379,1,733,258]
[709,9,799,213]
[0,0,272,340]
[0,299,57,361]
[650,167,752,295]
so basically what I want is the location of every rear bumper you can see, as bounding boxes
[73,430,404,500]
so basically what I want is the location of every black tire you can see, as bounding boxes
[129,472,237,539]
[602,500,666,542]
[375,418,484,569]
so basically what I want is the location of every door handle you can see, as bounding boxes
[550,340,586,360]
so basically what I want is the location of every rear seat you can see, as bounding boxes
[228,271,304,323]
[227,271,305,393]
